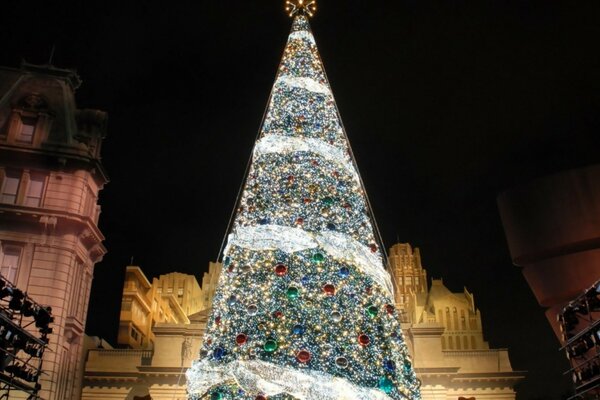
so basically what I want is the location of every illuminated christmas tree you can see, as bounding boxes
[187,2,421,399]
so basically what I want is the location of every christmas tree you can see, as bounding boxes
[187,2,421,399]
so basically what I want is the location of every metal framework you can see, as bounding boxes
[0,274,52,399]
[558,279,600,399]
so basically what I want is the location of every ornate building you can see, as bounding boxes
[0,63,108,399]
[83,263,221,399]
[389,243,524,399]
[83,245,523,399]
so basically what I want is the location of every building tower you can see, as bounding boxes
[0,62,108,399]
[388,243,427,317]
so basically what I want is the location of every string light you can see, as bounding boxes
[187,14,420,400]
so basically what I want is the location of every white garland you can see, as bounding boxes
[289,30,316,44]
[224,224,394,298]
[253,135,359,182]
[186,359,394,400]
[277,75,332,95]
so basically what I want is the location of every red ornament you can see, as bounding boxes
[255,396,267,400]
[303,198,312,204]
[296,350,311,363]
[295,217,304,225]
[311,160,319,166]
[369,244,378,253]
[236,334,248,346]
[323,284,336,296]
[273,310,283,319]
[386,304,395,315]
[358,334,370,346]
[275,263,288,276]
[343,202,352,209]
[365,286,372,295]
[228,264,235,273]
[215,316,221,325]
[287,175,295,182]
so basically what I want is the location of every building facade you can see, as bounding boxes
[389,243,524,399]
[83,246,523,399]
[83,263,220,399]
[0,63,108,399]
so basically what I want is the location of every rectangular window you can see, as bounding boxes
[17,117,36,143]
[1,171,20,204]
[0,245,21,283]
[167,287,173,294]
[177,288,184,296]
[25,174,45,207]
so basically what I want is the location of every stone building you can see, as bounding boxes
[389,243,524,399]
[83,263,221,399]
[83,246,523,399]
[0,62,108,399]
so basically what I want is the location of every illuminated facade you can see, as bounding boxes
[83,245,523,399]
[389,243,524,399]
[82,263,221,399]
[0,63,108,399]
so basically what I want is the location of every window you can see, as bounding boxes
[17,117,36,143]
[25,174,45,207]
[0,245,21,283]
[167,287,173,294]
[177,288,184,296]
[1,171,20,204]
[131,327,139,341]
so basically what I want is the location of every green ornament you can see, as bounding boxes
[322,196,334,206]
[378,377,394,394]
[312,253,325,263]
[211,392,223,400]
[367,305,378,317]
[264,339,278,353]
[287,286,299,300]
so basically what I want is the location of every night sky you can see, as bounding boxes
[2,1,600,398]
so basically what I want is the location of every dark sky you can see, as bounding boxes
[3,1,600,398]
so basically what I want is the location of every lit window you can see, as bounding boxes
[17,117,36,143]
[1,171,20,204]
[1,245,21,283]
[25,174,45,207]
[177,288,184,296]
[157,288,162,294]
[167,288,173,294]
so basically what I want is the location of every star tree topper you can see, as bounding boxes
[285,0,317,17]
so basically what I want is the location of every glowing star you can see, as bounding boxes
[285,0,317,18]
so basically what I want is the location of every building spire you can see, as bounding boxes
[285,0,317,17]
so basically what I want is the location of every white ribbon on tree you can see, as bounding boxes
[186,359,395,400]
[253,135,359,182]
[224,224,394,298]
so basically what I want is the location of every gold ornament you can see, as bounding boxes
[285,0,317,18]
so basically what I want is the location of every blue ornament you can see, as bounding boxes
[301,276,310,285]
[292,324,305,335]
[228,295,237,306]
[213,347,225,361]
[259,218,270,225]
[326,223,336,231]
[338,267,350,277]
[384,360,396,372]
